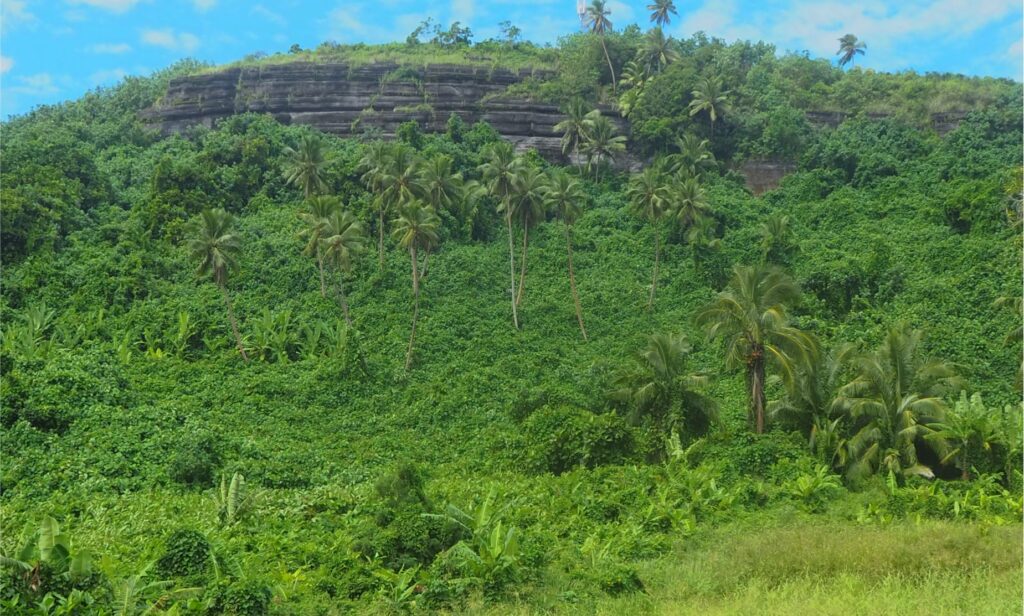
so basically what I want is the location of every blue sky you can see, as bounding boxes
[1,0,1021,118]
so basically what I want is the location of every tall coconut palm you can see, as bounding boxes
[544,170,588,340]
[696,265,818,434]
[511,165,548,308]
[419,154,464,218]
[321,209,367,326]
[582,115,627,181]
[186,208,249,363]
[392,201,441,370]
[836,34,866,68]
[646,0,677,26]
[836,323,962,481]
[627,167,669,309]
[640,27,679,74]
[668,133,716,178]
[688,76,731,138]
[584,0,617,93]
[478,141,523,329]
[298,195,341,297]
[282,135,331,199]
[377,143,423,269]
[609,332,718,433]
[553,99,599,170]
[671,176,710,233]
[357,141,393,268]
[685,213,721,268]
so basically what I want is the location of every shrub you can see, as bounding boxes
[166,431,222,487]
[205,579,272,616]
[522,406,636,474]
[155,529,211,580]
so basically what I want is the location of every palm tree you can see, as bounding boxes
[321,209,367,326]
[836,34,866,68]
[640,27,679,74]
[282,135,331,199]
[357,141,393,268]
[609,332,718,434]
[392,201,441,370]
[688,76,731,138]
[696,265,818,434]
[581,115,627,181]
[668,133,716,178]
[511,165,548,308]
[584,0,617,93]
[770,344,856,466]
[419,154,464,219]
[297,196,341,297]
[758,213,796,264]
[685,213,721,268]
[671,176,710,232]
[627,167,669,309]
[553,99,599,170]
[646,0,677,26]
[479,141,523,329]
[186,208,249,362]
[835,323,962,481]
[544,170,588,340]
[927,392,1003,481]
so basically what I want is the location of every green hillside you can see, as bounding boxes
[1,30,1021,615]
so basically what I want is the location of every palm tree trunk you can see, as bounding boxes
[505,210,520,329]
[405,245,420,371]
[961,451,970,481]
[750,350,766,434]
[378,206,385,270]
[335,271,352,327]
[600,35,616,93]
[648,224,660,310]
[421,250,430,280]
[516,224,529,307]
[220,285,249,363]
[316,246,326,297]
[566,226,587,340]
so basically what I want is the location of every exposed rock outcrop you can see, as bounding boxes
[141,62,623,161]
[740,159,799,195]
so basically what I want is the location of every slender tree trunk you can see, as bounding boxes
[505,209,520,329]
[648,224,661,310]
[421,250,430,280]
[316,246,326,297]
[600,35,616,93]
[749,348,766,434]
[516,224,529,307]
[335,270,352,327]
[405,245,420,371]
[378,206,385,270]
[566,226,587,340]
[961,451,970,481]
[220,285,249,363]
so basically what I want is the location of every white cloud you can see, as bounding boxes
[0,55,13,74]
[252,4,285,26]
[192,0,215,11]
[604,0,634,28]
[11,73,59,95]
[90,68,127,84]
[68,0,140,13]
[141,28,200,52]
[88,42,132,53]
[1,0,36,32]
[326,6,391,43]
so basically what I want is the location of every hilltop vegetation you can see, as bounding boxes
[1,17,1022,616]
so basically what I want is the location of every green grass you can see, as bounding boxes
[475,522,1024,615]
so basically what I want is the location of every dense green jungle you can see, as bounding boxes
[1,15,1023,616]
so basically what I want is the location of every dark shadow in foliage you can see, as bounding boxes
[166,430,223,487]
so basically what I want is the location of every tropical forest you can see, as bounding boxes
[1,1,1022,614]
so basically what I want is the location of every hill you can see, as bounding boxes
[1,30,1022,615]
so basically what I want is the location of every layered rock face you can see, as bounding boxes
[142,62,620,160]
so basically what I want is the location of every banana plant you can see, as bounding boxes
[214,473,251,526]
[1,517,93,596]
[373,565,421,613]
[171,311,197,358]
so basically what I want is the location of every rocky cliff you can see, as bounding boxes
[141,62,620,161]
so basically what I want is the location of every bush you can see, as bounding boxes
[166,431,223,487]
[522,406,637,474]
[205,579,272,616]
[155,529,212,580]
